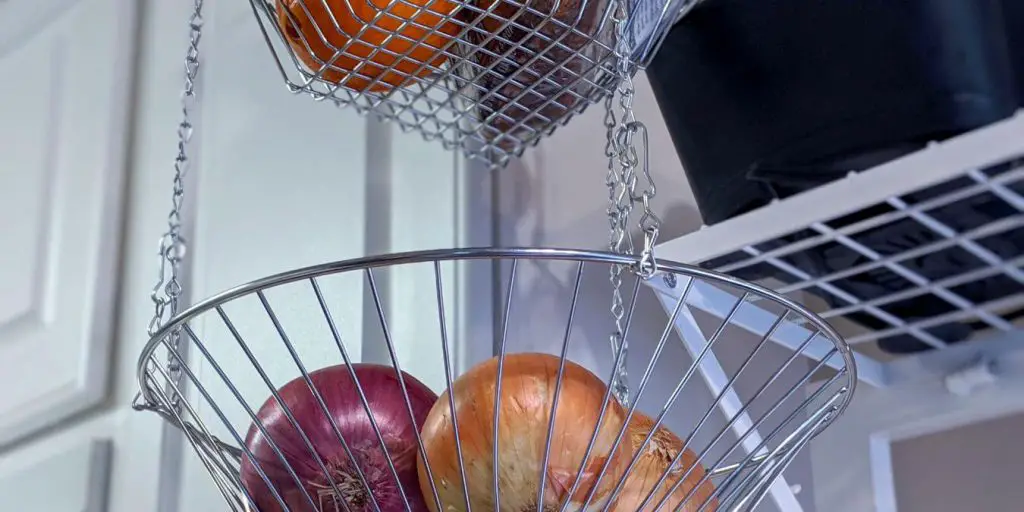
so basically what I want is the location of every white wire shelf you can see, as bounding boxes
[648,112,1024,389]
[247,0,697,168]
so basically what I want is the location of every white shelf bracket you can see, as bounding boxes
[652,283,804,512]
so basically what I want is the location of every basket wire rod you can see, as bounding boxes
[149,388,247,509]
[309,275,414,511]
[684,347,833,492]
[287,0,615,143]
[776,214,1024,297]
[536,261,587,510]
[684,361,845,512]
[184,317,323,510]
[711,395,843,512]
[146,369,252,512]
[611,294,752,510]
[445,7,606,126]
[739,411,835,511]
[204,311,349,512]
[160,328,299,510]
[745,422,831,512]
[628,292,753,510]
[433,261,474,512]
[248,0,291,85]
[452,57,599,148]
[463,25,615,137]
[144,367,238,498]
[658,346,839,512]
[706,453,773,481]
[256,289,390,511]
[274,0,595,130]
[729,411,832,512]
[492,259,519,512]
[558,276,643,512]
[697,378,848,512]
[472,54,607,145]
[145,369,252,511]
[451,1,603,81]
[136,248,859,392]
[364,267,446,511]
[278,0,426,92]
[579,276,695,510]
[613,307,791,512]
[629,0,701,66]
[284,0,466,101]
[275,0,601,88]
[137,369,243,460]
[710,163,1024,275]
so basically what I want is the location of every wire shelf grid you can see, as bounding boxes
[247,0,692,168]
[135,248,853,511]
[700,153,1024,362]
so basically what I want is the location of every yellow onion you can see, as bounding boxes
[611,413,718,512]
[417,352,632,511]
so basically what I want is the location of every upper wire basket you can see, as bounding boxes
[248,0,694,167]
[135,248,856,511]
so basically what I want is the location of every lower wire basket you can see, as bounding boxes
[134,247,856,511]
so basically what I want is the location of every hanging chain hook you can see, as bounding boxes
[135,0,205,412]
[604,0,663,406]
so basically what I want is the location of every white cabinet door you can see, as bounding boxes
[0,0,134,449]
[0,440,112,511]
[170,1,494,508]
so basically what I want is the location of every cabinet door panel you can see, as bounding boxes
[0,438,112,511]
[0,0,135,447]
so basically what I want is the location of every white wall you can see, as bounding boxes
[890,411,1024,511]
[809,344,1024,512]
[496,71,818,511]
[0,1,205,510]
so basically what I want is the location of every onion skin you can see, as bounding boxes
[239,364,438,511]
[417,352,632,512]
[611,413,718,512]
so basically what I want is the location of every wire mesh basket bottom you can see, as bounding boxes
[135,248,855,511]
[248,0,631,168]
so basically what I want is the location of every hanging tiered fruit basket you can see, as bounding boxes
[248,0,696,167]
[133,0,857,510]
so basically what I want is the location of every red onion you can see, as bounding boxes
[239,363,438,511]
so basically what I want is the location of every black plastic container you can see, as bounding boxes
[1003,0,1024,98]
[647,0,1018,226]
[646,1,1022,354]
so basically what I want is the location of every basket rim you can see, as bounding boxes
[136,245,857,414]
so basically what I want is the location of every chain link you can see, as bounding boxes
[143,0,205,413]
[605,0,662,406]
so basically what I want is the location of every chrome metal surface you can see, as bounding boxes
[134,0,204,416]
[247,0,694,168]
[136,247,856,511]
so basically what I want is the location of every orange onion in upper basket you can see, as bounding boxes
[416,352,633,511]
[611,413,718,512]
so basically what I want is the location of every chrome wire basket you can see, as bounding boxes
[135,248,856,512]
[247,0,698,167]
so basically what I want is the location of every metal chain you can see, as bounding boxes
[144,0,205,413]
[605,0,662,406]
